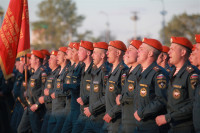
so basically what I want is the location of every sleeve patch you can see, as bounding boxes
[190,73,198,90]
[42,72,47,77]
[122,73,126,78]
[153,66,160,72]
[190,73,198,79]
[104,75,108,79]
[157,74,166,79]
[157,80,167,89]
[42,72,47,83]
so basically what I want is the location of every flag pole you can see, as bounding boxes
[25,54,28,91]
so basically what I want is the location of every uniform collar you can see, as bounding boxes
[165,64,171,70]
[82,61,93,75]
[74,62,84,72]
[35,65,43,73]
[172,60,191,78]
[130,64,142,76]
[72,63,76,68]
[110,61,125,76]
[92,62,108,75]
[52,66,60,74]
[68,63,75,71]
[60,64,69,74]
[141,62,157,78]
[92,65,101,75]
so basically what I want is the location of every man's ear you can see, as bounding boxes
[148,50,154,57]
[86,50,92,56]
[100,53,106,59]
[116,49,122,57]
[180,48,187,57]
[35,57,39,63]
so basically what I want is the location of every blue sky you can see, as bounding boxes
[1,0,200,45]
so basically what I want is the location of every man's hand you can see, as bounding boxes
[84,107,91,117]
[103,113,112,123]
[116,94,121,105]
[24,64,28,70]
[134,111,141,122]
[44,88,49,96]
[30,104,38,112]
[39,96,44,104]
[155,115,167,126]
[77,97,84,105]
[51,92,55,99]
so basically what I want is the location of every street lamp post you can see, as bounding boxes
[131,11,139,40]
[160,0,167,44]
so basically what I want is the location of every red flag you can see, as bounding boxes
[0,0,30,80]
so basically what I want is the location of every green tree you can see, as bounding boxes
[160,13,200,45]
[32,0,90,49]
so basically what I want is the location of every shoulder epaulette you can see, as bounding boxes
[186,66,194,73]
[166,68,171,73]
[153,66,160,72]
[119,65,124,70]
[93,65,97,69]
[40,67,44,71]
[101,65,107,71]
[31,69,35,73]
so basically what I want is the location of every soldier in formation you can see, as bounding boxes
[1,34,200,133]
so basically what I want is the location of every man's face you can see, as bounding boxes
[137,43,149,64]
[193,43,200,65]
[65,48,73,60]
[189,51,198,66]
[106,46,118,64]
[57,51,65,65]
[123,52,129,65]
[78,47,88,62]
[49,55,57,69]
[15,61,20,70]
[18,61,24,73]
[20,59,25,67]
[168,43,182,65]
[72,48,79,62]
[30,55,36,68]
[92,48,104,66]
[157,52,164,65]
[127,45,138,65]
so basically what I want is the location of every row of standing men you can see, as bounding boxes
[1,34,200,133]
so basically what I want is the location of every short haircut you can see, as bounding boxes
[153,49,161,60]
[34,55,43,64]
[147,45,161,60]
[179,44,192,58]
